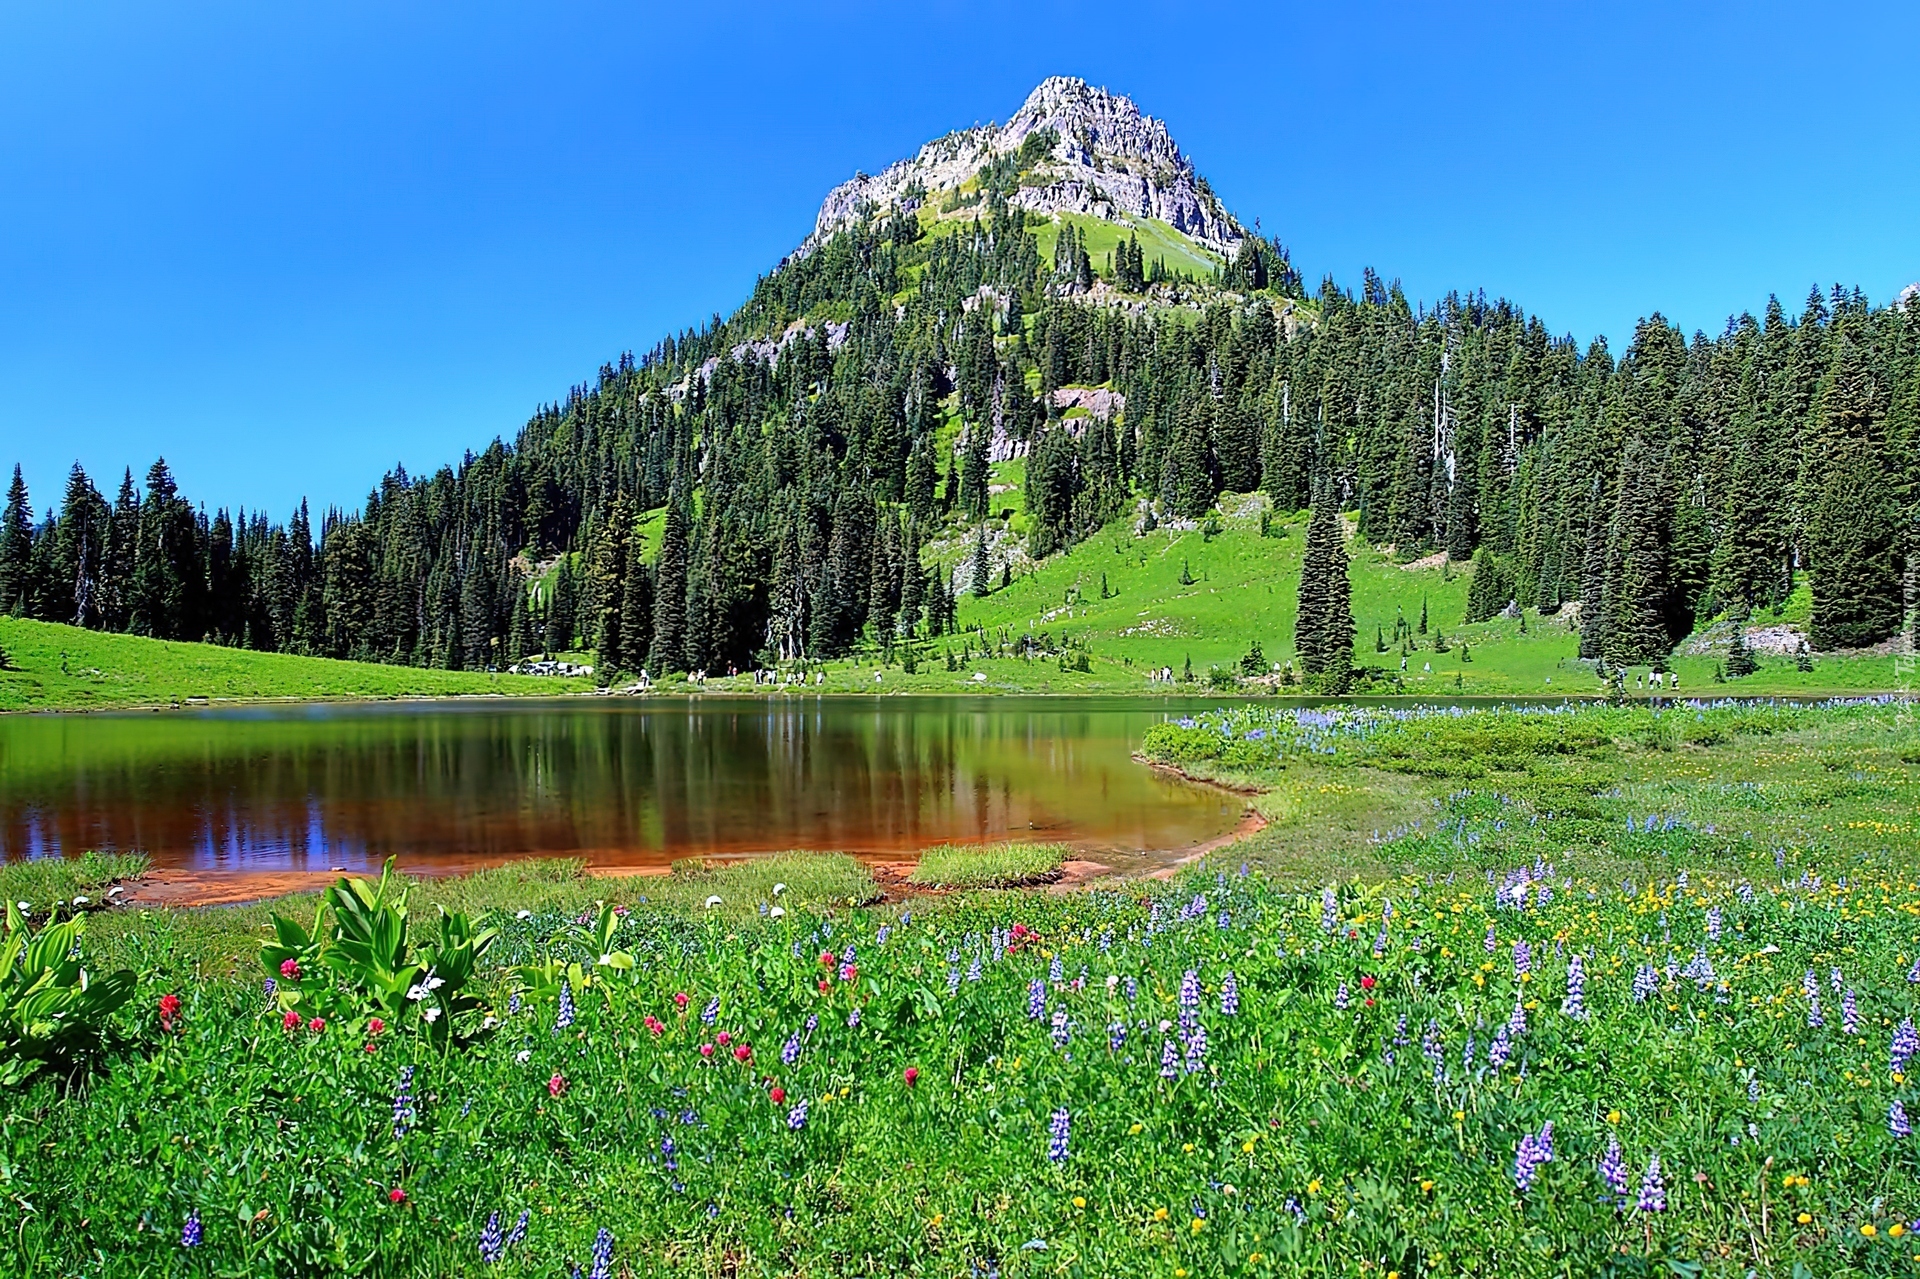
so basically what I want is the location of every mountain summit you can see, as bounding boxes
[809,76,1246,255]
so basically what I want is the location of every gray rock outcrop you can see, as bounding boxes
[806,77,1246,256]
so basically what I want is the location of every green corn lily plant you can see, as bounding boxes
[1,899,135,1087]
[260,858,498,1049]
[511,901,634,1011]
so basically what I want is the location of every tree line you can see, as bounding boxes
[3,188,1915,677]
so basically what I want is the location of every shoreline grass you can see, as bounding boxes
[906,841,1069,888]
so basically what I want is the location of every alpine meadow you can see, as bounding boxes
[6,64,1920,1279]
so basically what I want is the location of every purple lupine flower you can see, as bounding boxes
[1598,1134,1628,1206]
[786,1099,809,1131]
[1807,993,1824,1029]
[480,1212,505,1264]
[1421,1021,1443,1069]
[846,1007,860,1028]
[1220,971,1240,1017]
[781,1032,801,1066]
[1099,928,1113,953]
[1394,1014,1409,1046]
[1050,1009,1071,1048]
[1513,1125,1553,1192]
[1843,989,1860,1035]
[804,1013,818,1034]
[1108,1020,1126,1051]
[1562,955,1588,1020]
[1705,906,1722,941]
[876,925,891,945]
[1508,999,1527,1039]
[505,1210,528,1250]
[1334,982,1349,1011]
[1484,924,1497,954]
[555,979,575,1032]
[1631,964,1658,1003]
[1512,939,1531,977]
[262,976,277,1000]
[1179,969,1201,1011]
[661,1135,678,1172]
[1125,976,1138,1004]
[507,990,522,1017]
[1893,1019,1918,1076]
[1487,1024,1511,1070]
[1321,886,1337,933]
[1830,967,1843,993]
[1635,1155,1666,1212]
[701,997,719,1025]
[1047,1108,1071,1162]
[966,955,982,983]
[1184,1022,1208,1074]
[181,1210,203,1249]
[587,1227,613,1279]
[1893,1101,1912,1139]
[391,1066,417,1141]
[1909,955,1920,984]
[1049,954,1064,984]
[1159,1038,1179,1079]
[1028,979,1046,1021]
[1461,1033,1476,1074]
[946,964,961,996]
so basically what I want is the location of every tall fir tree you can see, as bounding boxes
[1296,492,1353,691]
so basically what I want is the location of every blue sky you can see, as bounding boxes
[3,1,1915,519]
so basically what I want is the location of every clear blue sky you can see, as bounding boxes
[3,1,1915,520]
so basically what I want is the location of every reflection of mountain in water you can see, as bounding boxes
[0,698,1238,871]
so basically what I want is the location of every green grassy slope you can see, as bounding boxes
[1027,210,1223,281]
[0,618,592,713]
[892,492,1905,699]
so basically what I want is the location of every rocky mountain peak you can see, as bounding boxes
[807,77,1246,255]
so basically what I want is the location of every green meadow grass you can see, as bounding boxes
[0,617,592,713]
[907,841,1069,888]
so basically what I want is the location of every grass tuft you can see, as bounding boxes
[907,841,1068,888]
[0,850,149,913]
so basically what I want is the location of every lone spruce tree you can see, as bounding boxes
[1296,491,1353,693]
[648,492,689,673]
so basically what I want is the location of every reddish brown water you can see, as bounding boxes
[0,697,1243,872]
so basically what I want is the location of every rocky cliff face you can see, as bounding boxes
[808,77,1246,255]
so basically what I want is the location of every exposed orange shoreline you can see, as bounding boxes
[109,775,1269,910]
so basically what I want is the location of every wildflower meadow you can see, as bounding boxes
[8,698,1920,1276]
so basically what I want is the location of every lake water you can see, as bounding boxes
[0,697,1246,872]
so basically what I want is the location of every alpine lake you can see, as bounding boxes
[0,696,1252,875]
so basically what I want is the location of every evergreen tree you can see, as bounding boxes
[960,421,991,521]
[970,524,991,598]
[1725,627,1758,677]
[1463,547,1513,623]
[1296,494,1353,691]
[0,465,32,616]
[1602,440,1675,668]
[618,553,653,673]
[650,493,690,672]
[1809,443,1903,648]
[544,556,577,654]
